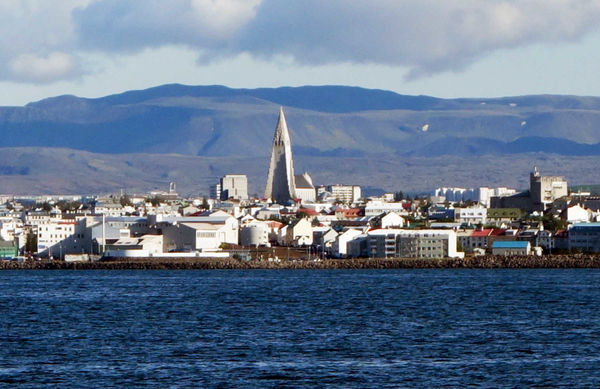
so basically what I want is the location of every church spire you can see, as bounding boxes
[265,107,296,203]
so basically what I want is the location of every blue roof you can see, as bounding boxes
[492,241,529,248]
[571,222,600,228]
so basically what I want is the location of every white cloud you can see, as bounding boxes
[2,0,600,83]
[190,0,261,39]
[9,52,78,83]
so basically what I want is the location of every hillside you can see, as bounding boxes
[0,84,599,194]
[0,147,598,196]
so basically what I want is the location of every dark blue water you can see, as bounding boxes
[1,270,599,388]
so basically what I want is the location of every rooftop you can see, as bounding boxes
[492,241,529,248]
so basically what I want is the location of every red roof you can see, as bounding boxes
[342,208,362,218]
[472,229,493,237]
[297,207,320,216]
[267,221,284,229]
[490,228,506,236]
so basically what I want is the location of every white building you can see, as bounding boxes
[240,221,270,247]
[380,212,405,229]
[294,173,316,203]
[367,229,462,259]
[565,205,591,224]
[330,185,362,204]
[283,218,313,246]
[105,235,164,257]
[434,186,517,206]
[333,229,363,258]
[365,200,408,216]
[37,218,89,258]
[454,207,487,225]
[0,216,24,249]
[491,241,531,256]
[160,214,239,252]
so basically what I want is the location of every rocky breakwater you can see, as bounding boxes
[1,254,600,270]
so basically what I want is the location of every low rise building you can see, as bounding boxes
[333,229,364,258]
[568,223,600,253]
[454,206,487,225]
[491,241,531,256]
[367,229,462,259]
[283,218,313,246]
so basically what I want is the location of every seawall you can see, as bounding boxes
[1,255,600,270]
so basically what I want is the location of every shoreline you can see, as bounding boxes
[1,255,600,270]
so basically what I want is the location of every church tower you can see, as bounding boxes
[265,107,296,203]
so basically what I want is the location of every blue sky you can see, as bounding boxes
[2,0,600,106]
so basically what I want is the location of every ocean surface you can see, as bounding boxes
[1,269,599,388]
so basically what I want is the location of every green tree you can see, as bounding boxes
[120,195,133,207]
[146,196,161,207]
[25,232,37,253]
[201,197,209,209]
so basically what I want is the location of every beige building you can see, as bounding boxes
[283,218,313,246]
[220,174,248,200]
[530,166,568,211]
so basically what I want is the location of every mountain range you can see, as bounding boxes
[0,84,599,195]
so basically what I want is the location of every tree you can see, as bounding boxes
[120,195,133,207]
[394,191,404,201]
[146,196,161,207]
[25,233,37,253]
[201,197,209,209]
[40,202,52,212]
[57,200,81,213]
[542,213,568,232]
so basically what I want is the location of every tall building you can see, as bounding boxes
[330,185,362,204]
[220,174,248,200]
[265,107,296,203]
[530,166,568,211]
[209,183,221,200]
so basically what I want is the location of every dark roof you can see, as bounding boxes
[0,240,14,248]
[294,174,314,189]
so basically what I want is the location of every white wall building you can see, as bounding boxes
[454,207,487,225]
[37,218,89,258]
[294,173,316,203]
[367,229,462,259]
[160,214,239,252]
[333,229,363,258]
[240,221,270,247]
[566,205,591,224]
[284,218,313,246]
[365,201,409,216]
[380,212,405,229]
[330,185,362,204]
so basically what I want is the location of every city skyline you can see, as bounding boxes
[2,1,600,106]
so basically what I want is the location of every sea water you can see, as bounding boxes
[1,269,599,387]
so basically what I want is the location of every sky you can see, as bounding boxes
[2,0,600,106]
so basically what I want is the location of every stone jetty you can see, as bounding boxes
[1,255,600,270]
